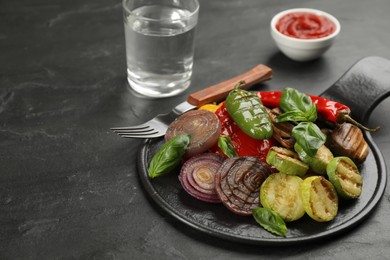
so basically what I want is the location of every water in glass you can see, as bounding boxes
[124,5,197,97]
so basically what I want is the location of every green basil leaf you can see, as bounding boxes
[304,103,317,122]
[280,87,312,112]
[275,111,309,123]
[278,87,317,122]
[292,122,326,157]
[252,207,287,237]
[218,135,238,158]
[148,134,191,179]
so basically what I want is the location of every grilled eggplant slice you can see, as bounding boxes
[267,108,295,149]
[326,123,369,165]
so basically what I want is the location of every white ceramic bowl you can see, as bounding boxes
[270,8,341,62]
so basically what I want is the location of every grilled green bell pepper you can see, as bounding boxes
[225,82,273,139]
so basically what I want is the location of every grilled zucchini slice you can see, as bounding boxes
[300,176,338,222]
[294,143,333,175]
[327,156,362,199]
[266,146,309,177]
[260,172,305,222]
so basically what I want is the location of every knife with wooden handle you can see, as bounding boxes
[187,64,272,107]
[170,64,272,118]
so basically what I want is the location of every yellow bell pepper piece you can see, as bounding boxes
[198,103,223,113]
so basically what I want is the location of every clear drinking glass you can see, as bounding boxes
[123,0,199,98]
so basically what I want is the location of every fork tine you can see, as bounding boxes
[114,126,154,134]
[116,130,154,135]
[119,132,162,139]
[110,124,148,131]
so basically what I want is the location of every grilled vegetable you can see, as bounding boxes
[165,110,221,157]
[179,153,225,203]
[300,176,338,222]
[218,135,238,158]
[225,81,273,140]
[326,123,369,165]
[252,207,288,237]
[149,134,191,179]
[215,156,273,216]
[260,173,305,222]
[266,146,309,177]
[294,143,333,175]
[214,102,276,162]
[267,107,295,149]
[327,157,362,199]
[198,103,223,113]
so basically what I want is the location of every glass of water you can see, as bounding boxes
[123,0,199,98]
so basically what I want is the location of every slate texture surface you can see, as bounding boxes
[1,0,390,259]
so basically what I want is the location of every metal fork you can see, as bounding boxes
[111,102,195,138]
[111,64,273,139]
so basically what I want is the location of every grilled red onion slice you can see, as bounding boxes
[215,156,273,216]
[179,153,225,203]
[165,110,221,157]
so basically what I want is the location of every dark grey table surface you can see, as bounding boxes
[1,0,390,259]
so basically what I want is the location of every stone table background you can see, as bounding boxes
[1,0,390,259]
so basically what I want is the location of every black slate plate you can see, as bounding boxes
[137,56,389,245]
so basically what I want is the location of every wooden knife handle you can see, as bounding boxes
[187,64,272,107]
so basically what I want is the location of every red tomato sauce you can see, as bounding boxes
[212,102,276,163]
[276,12,336,39]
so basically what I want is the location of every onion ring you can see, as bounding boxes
[179,153,225,203]
[215,156,273,216]
[165,110,221,157]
